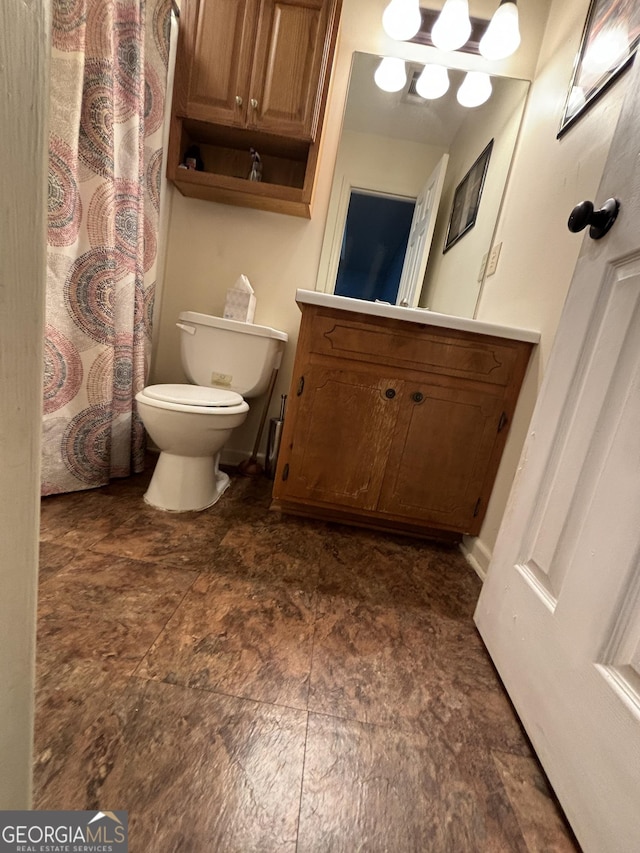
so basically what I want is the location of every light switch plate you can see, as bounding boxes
[478,252,488,282]
[486,242,502,277]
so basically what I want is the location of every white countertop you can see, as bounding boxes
[296,290,540,344]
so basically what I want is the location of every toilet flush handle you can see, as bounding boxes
[176,322,196,335]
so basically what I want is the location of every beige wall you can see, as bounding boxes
[152,0,552,458]
[0,1,49,807]
[464,0,630,572]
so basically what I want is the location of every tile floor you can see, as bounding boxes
[35,464,580,852]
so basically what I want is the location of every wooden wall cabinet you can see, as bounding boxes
[272,303,535,540]
[167,0,341,217]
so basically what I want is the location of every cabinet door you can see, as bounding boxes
[377,383,504,532]
[249,0,331,140]
[280,366,400,510]
[184,0,259,125]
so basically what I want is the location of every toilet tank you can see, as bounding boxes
[176,311,288,398]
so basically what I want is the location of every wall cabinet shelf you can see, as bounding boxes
[167,0,341,217]
[272,301,535,540]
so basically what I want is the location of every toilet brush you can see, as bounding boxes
[237,367,279,478]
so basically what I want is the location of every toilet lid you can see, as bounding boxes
[143,384,243,407]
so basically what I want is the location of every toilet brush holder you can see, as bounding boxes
[265,393,287,480]
[238,367,279,478]
[265,418,283,479]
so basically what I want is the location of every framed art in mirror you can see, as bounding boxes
[443,139,493,254]
[558,0,640,138]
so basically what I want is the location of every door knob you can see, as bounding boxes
[567,198,620,240]
[235,95,243,106]
[250,98,258,109]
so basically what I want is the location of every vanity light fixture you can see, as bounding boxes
[416,64,450,99]
[374,56,408,92]
[381,0,422,41]
[431,0,472,52]
[479,0,521,61]
[457,71,492,107]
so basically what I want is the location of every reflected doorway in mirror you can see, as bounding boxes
[335,190,415,303]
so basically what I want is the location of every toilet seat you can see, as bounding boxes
[136,385,248,416]
[143,383,243,407]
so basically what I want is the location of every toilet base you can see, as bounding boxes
[143,452,230,512]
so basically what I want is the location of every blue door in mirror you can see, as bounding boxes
[335,190,415,304]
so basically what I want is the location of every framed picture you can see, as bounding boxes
[443,139,493,254]
[558,0,640,138]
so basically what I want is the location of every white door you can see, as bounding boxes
[474,61,640,852]
[396,153,448,308]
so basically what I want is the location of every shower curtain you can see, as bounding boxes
[42,0,171,495]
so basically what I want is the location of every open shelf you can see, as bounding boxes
[167,115,318,218]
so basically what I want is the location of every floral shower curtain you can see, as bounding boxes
[42,0,171,495]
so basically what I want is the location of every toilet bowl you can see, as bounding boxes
[135,384,249,511]
[136,312,287,512]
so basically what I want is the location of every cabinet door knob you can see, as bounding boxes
[411,391,424,403]
[235,95,243,107]
[250,98,258,109]
[385,388,396,399]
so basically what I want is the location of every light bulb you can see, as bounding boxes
[416,64,450,99]
[374,57,407,93]
[479,0,521,61]
[382,0,422,41]
[457,71,492,107]
[431,0,472,52]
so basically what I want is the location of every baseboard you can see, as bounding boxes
[220,447,264,467]
[460,535,492,582]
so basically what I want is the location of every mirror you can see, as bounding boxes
[316,52,530,318]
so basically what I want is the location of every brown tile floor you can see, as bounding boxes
[35,464,580,852]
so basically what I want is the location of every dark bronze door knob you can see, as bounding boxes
[568,198,620,240]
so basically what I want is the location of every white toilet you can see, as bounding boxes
[136,311,287,512]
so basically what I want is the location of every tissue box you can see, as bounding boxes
[223,288,256,323]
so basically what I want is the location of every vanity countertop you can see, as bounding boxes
[295,289,540,345]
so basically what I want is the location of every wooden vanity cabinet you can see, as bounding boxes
[272,304,534,539]
[168,0,341,216]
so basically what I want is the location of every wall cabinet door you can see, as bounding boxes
[282,366,401,510]
[377,383,505,532]
[182,0,330,141]
[183,0,259,126]
[249,0,330,139]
